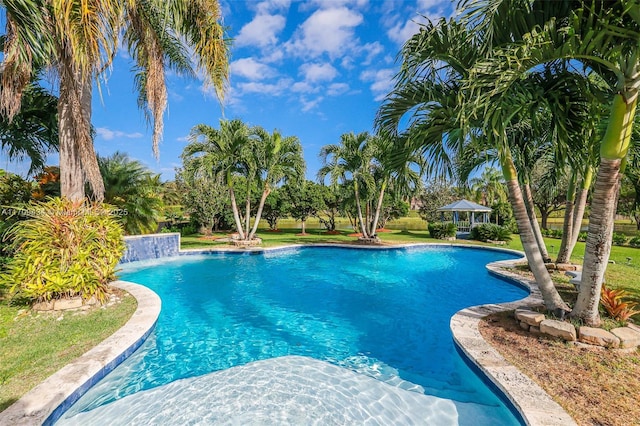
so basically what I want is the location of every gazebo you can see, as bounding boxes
[436,199,492,233]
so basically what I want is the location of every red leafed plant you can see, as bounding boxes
[600,284,640,323]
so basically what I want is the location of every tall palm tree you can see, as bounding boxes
[469,167,506,207]
[182,119,253,240]
[318,132,375,238]
[461,0,640,325]
[376,17,571,312]
[247,127,305,240]
[1,0,229,201]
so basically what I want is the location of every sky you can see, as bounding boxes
[2,0,455,181]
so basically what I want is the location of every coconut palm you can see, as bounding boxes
[318,132,375,238]
[182,119,253,240]
[247,127,305,240]
[469,167,506,207]
[1,0,229,201]
[461,0,640,325]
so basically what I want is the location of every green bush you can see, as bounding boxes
[428,222,457,239]
[470,223,512,242]
[612,232,628,246]
[0,198,125,303]
[577,231,588,242]
[552,229,563,239]
[629,236,640,248]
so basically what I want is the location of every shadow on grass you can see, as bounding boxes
[0,397,18,413]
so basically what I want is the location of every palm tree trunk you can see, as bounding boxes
[522,182,551,262]
[567,167,593,257]
[354,181,369,238]
[244,192,251,239]
[573,92,637,326]
[249,188,271,239]
[59,65,105,201]
[369,180,387,236]
[502,153,569,312]
[228,186,245,239]
[556,174,577,264]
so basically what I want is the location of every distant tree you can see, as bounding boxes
[469,167,507,206]
[378,195,410,229]
[284,181,325,234]
[176,169,229,234]
[314,184,342,232]
[417,179,459,223]
[261,188,290,231]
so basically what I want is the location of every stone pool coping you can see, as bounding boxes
[0,281,161,426]
[1,243,575,425]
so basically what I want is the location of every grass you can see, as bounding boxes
[0,291,137,412]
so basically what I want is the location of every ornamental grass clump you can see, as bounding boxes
[600,284,640,324]
[0,198,125,303]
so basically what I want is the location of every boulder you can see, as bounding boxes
[515,310,545,326]
[540,319,577,341]
[610,327,640,349]
[578,327,620,348]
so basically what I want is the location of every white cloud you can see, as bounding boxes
[96,127,144,141]
[286,7,363,59]
[230,58,276,80]
[176,136,189,142]
[387,17,422,45]
[300,63,338,82]
[416,0,448,11]
[360,68,395,101]
[361,42,384,65]
[301,96,324,112]
[327,83,349,96]
[236,78,294,96]
[235,14,286,48]
[303,0,368,10]
[252,0,291,14]
[291,81,317,93]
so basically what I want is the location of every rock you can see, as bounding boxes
[519,321,530,331]
[515,310,545,326]
[610,327,640,349]
[540,319,577,341]
[578,327,620,348]
[545,263,556,271]
[53,297,83,311]
[32,301,55,311]
[529,326,541,334]
[556,263,580,272]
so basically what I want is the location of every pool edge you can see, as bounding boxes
[450,258,577,426]
[0,281,161,426]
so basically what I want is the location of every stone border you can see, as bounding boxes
[0,281,161,426]
[451,258,577,426]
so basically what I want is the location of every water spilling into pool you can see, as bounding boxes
[58,246,527,425]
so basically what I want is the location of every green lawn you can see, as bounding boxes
[0,294,137,412]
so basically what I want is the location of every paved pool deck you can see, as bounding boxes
[0,243,575,425]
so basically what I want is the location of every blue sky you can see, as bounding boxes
[2,0,454,181]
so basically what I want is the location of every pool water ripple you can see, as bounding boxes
[58,246,527,425]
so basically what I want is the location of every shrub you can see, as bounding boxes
[0,198,125,303]
[577,231,588,242]
[470,223,512,242]
[428,222,456,239]
[630,236,640,248]
[600,284,640,323]
[552,229,563,239]
[612,232,628,246]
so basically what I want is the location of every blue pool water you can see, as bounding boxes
[59,246,527,425]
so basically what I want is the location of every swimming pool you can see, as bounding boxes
[58,245,528,425]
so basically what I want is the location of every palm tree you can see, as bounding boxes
[182,119,253,240]
[377,17,571,312]
[461,0,640,325]
[1,0,229,201]
[0,79,58,175]
[247,127,305,240]
[469,167,506,208]
[98,152,163,235]
[318,132,375,238]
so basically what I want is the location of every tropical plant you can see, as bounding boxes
[1,0,229,201]
[176,168,229,234]
[629,235,640,247]
[98,152,163,235]
[470,223,512,242]
[612,232,628,246]
[600,284,640,324]
[469,167,507,206]
[416,179,460,223]
[428,222,456,239]
[0,80,58,175]
[261,188,290,231]
[284,181,326,235]
[0,198,125,302]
